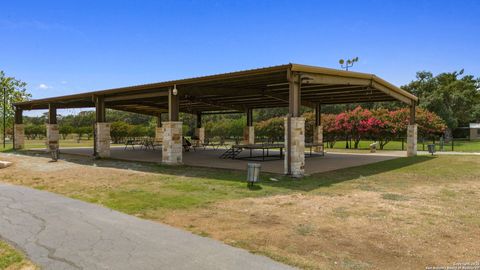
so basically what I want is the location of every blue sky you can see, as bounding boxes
[1,0,479,116]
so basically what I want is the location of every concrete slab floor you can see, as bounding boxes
[42,146,405,175]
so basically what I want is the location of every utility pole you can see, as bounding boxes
[3,86,6,149]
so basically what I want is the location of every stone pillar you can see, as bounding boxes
[243,126,255,145]
[313,125,324,152]
[285,117,305,177]
[195,127,205,144]
[407,124,417,157]
[95,123,111,158]
[155,127,164,143]
[46,124,59,153]
[162,121,183,165]
[13,124,25,150]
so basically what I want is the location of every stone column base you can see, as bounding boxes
[14,124,25,150]
[162,121,183,165]
[195,127,205,146]
[155,127,164,143]
[243,126,255,145]
[96,123,111,158]
[46,124,59,152]
[284,117,305,177]
[313,125,324,152]
[407,124,417,157]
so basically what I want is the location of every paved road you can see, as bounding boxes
[0,184,293,270]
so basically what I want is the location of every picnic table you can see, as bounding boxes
[124,138,161,151]
[226,143,285,161]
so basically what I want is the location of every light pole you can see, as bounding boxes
[3,86,6,149]
[339,57,359,71]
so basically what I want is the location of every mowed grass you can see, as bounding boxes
[2,153,478,217]
[0,240,36,270]
[1,138,480,153]
[0,139,124,153]
[328,139,480,152]
[1,153,480,269]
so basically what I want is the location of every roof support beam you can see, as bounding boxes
[371,81,413,105]
[264,92,315,108]
[302,72,413,105]
[104,91,168,102]
[184,96,245,112]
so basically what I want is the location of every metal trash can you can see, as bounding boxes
[427,144,436,155]
[247,163,261,187]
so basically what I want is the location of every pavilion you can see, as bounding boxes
[13,63,418,177]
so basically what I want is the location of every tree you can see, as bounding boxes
[401,70,480,130]
[74,126,93,141]
[59,125,74,140]
[110,121,130,143]
[0,70,31,136]
[25,124,45,140]
[335,106,382,149]
[256,117,284,143]
[322,114,339,148]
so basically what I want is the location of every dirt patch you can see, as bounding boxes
[162,187,480,269]
[0,153,153,192]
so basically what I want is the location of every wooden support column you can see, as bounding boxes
[95,96,106,123]
[314,103,324,152]
[243,108,254,144]
[289,74,301,117]
[315,103,321,127]
[196,112,202,128]
[285,72,305,177]
[246,108,253,127]
[13,108,24,150]
[195,112,205,145]
[163,86,183,164]
[14,108,23,125]
[94,96,110,158]
[155,113,163,143]
[407,102,417,157]
[46,104,59,153]
[157,113,162,127]
[169,88,179,121]
[409,103,416,125]
[48,104,57,124]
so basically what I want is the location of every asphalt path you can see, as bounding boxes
[0,183,294,270]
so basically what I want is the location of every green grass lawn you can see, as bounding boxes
[0,240,36,270]
[0,139,124,152]
[327,139,480,152]
[1,137,479,153]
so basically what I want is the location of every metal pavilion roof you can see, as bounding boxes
[14,63,417,116]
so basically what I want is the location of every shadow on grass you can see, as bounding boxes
[9,149,433,192]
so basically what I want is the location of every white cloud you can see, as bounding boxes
[38,83,51,89]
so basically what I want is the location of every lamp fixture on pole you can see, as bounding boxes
[339,57,359,71]
[172,84,178,96]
